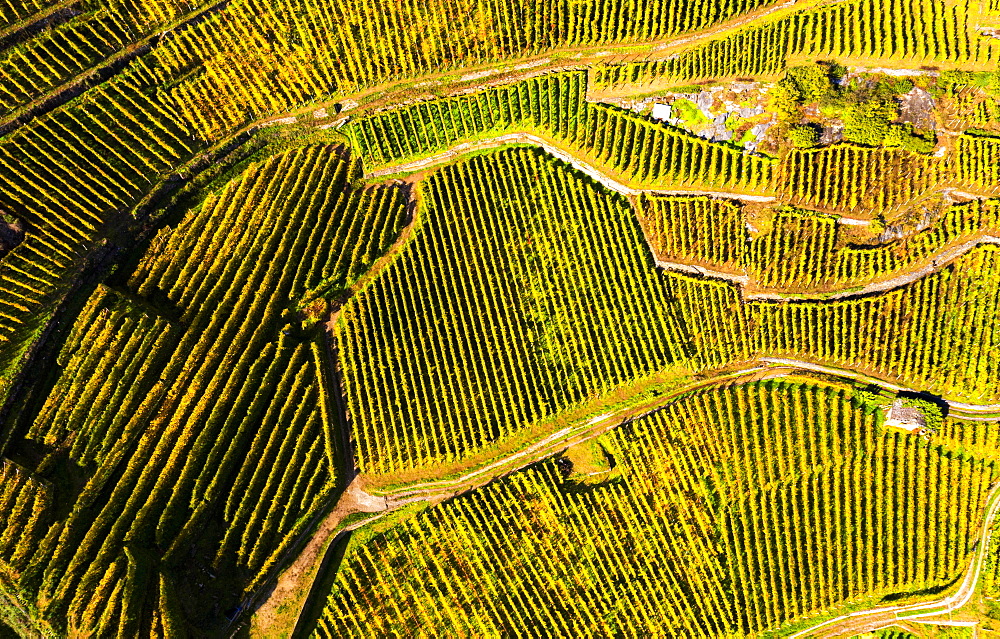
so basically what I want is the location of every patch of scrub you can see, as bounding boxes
[671,98,712,132]
[561,439,613,481]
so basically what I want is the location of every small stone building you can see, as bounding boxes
[651,103,672,121]
[884,399,927,433]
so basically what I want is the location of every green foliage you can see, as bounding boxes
[901,397,944,431]
[768,64,929,154]
[787,64,835,103]
[987,599,1000,620]
[770,76,803,119]
[881,76,915,96]
[884,123,936,153]
[562,439,612,478]
[853,388,889,413]
[665,84,704,93]
[745,62,936,152]
[940,70,996,91]
[788,123,820,148]
[987,74,1000,98]
[670,98,711,130]
[967,128,1000,139]
[345,502,430,552]
[842,97,899,146]
[826,61,848,84]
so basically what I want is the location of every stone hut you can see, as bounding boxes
[884,399,927,433]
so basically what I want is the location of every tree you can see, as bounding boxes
[788,124,820,149]
[901,397,944,431]
[769,77,803,120]
[842,98,898,146]
[788,64,835,103]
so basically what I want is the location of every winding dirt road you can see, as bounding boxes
[763,358,1000,416]
[248,477,388,636]
[740,235,1000,301]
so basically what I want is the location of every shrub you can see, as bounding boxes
[884,123,936,153]
[842,98,899,146]
[788,124,821,148]
[902,396,944,431]
[671,98,712,130]
[854,388,888,413]
[787,64,835,103]
[769,77,802,119]
[881,77,915,95]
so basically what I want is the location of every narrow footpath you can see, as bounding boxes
[366,132,778,203]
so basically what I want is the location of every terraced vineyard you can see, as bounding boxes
[317,382,999,635]
[0,0,999,636]
[339,147,688,473]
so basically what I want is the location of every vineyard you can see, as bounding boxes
[1,0,999,635]
[338,147,689,474]
[316,381,1000,635]
[640,196,1000,295]
[0,142,407,634]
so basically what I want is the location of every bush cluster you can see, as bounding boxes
[773,63,935,152]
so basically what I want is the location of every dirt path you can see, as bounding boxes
[762,358,1000,415]
[366,358,1000,506]
[736,235,1000,301]
[248,476,387,636]
[655,259,754,285]
[790,481,1000,637]
[248,191,425,636]
[366,132,779,203]
[657,234,1000,301]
